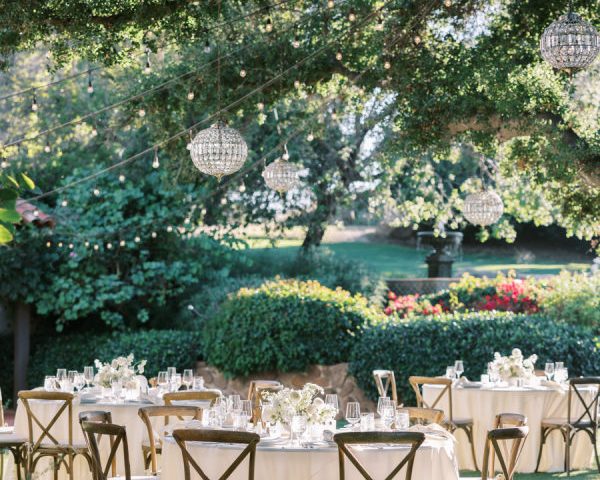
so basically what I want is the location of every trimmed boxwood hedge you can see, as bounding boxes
[349,312,600,405]
[1,330,203,403]
[203,279,386,377]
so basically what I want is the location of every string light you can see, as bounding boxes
[152,147,160,169]
[61,200,68,207]
[87,71,94,94]
[119,240,126,247]
[93,188,101,196]
[384,59,391,69]
[44,139,51,153]
[335,49,343,61]
[240,68,247,78]
[444,0,452,6]
[187,91,195,100]
[0,159,7,169]
[106,242,113,249]
[204,39,211,54]
[413,35,422,45]
[257,102,265,111]
[31,92,38,112]
[307,131,314,141]
[375,16,384,31]
[348,9,356,22]
[138,108,146,117]
[84,241,90,247]
[93,244,99,251]
[292,36,300,48]
[294,79,301,88]
[144,49,152,74]
[68,243,74,249]
[151,231,157,238]
[184,218,191,225]
[58,242,63,248]
[119,174,126,183]
[91,125,98,137]
[166,225,173,232]
[134,236,141,243]
[265,17,273,32]
[46,241,51,248]
[327,0,334,8]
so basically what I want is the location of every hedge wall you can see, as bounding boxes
[1,330,203,403]
[349,312,600,405]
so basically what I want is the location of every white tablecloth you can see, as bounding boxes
[423,384,595,473]
[160,434,459,480]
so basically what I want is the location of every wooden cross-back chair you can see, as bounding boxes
[0,388,26,480]
[163,391,221,415]
[408,376,478,471]
[247,380,282,423]
[138,405,202,475]
[333,431,425,480]
[402,407,444,426]
[18,390,91,480]
[78,411,115,479]
[80,420,156,480]
[373,370,398,404]
[489,413,527,472]
[481,426,529,480]
[173,429,260,480]
[535,377,600,475]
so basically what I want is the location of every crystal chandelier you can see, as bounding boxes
[540,1,600,70]
[462,190,504,226]
[263,156,300,193]
[189,122,248,180]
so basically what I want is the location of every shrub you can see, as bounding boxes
[349,312,600,404]
[203,279,386,377]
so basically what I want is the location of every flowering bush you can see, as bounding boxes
[262,383,336,425]
[94,354,146,388]
[384,292,447,317]
[489,348,538,381]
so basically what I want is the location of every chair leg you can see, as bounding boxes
[565,428,571,477]
[535,427,548,472]
[593,431,600,473]
[460,425,479,472]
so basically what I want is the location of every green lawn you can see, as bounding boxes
[246,239,589,278]
[460,471,600,479]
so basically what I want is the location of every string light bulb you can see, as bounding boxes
[152,147,160,169]
[265,17,273,32]
[204,39,211,53]
[68,243,74,249]
[119,174,126,183]
[375,16,384,31]
[292,36,300,48]
[151,231,157,238]
[335,49,343,61]
[144,49,151,74]
[87,71,94,94]
[294,80,301,88]
[106,243,113,249]
[166,225,173,232]
[327,0,334,8]
[444,0,452,6]
[119,240,126,247]
[187,91,195,101]
[307,131,314,142]
[240,68,247,78]
[84,241,90,247]
[91,126,98,137]
[138,108,146,117]
[348,9,356,21]
[384,59,392,70]
[46,241,51,248]
[413,35,422,45]
[134,236,141,243]
[61,200,68,207]
[58,242,63,248]
[93,188,101,196]
[44,140,51,153]
[31,93,38,112]
[0,160,7,169]
[257,102,265,111]
[93,244,99,251]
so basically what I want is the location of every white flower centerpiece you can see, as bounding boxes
[489,348,537,386]
[94,354,147,399]
[262,383,336,427]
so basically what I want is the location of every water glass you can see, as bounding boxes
[228,395,241,413]
[240,400,253,418]
[193,376,205,391]
[167,367,177,382]
[171,374,182,392]
[377,397,391,418]
[183,369,194,390]
[83,366,94,389]
[345,402,361,429]
[544,362,555,381]
[555,362,564,371]
[325,394,339,413]
[111,380,122,400]
[360,412,375,431]
[291,415,307,444]
[382,406,395,430]
[445,366,456,380]
[157,371,168,392]
[233,412,249,431]
[395,411,410,429]
[44,376,57,391]
[454,360,464,379]
[56,369,67,382]
[73,373,86,392]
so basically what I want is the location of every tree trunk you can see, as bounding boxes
[302,193,336,250]
[13,302,31,404]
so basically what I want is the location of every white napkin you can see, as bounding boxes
[408,423,456,443]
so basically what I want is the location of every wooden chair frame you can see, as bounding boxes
[402,407,444,425]
[163,391,221,416]
[333,431,425,480]
[19,390,91,480]
[409,376,478,471]
[138,405,202,475]
[0,388,26,480]
[173,428,259,480]
[481,426,529,480]
[79,411,116,478]
[373,370,398,404]
[247,380,282,424]
[535,377,600,475]
[81,420,132,480]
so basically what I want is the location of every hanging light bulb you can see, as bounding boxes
[265,17,273,32]
[444,0,452,6]
[44,140,51,153]
[152,147,160,169]
[384,59,392,70]
[257,102,265,111]
[31,92,38,112]
[144,49,151,74]
[307,131,314,142]
[106,243,113,250]
[58,242,63,248]
[348,9,356,21]
[93,188,101,197]
[331,107,338,120]
[335,49,343,61]
[61,200,68,207]
[119,174,126,183]
[91,126,98,137]
[375,16,384,31]
[187,91,195,100]
[85,241,90,248]
[292,35,300,48]
[327,0,334,8]
[119,240,126,247]
[151,231,157,238]
[68,243,74,250]
[87,71,94,94]
[240,68,247,78]
[413,35,422,45]
[204,39,211,53]
[138,108,146,117]
[134,236,141,243]
[0,159,8,169]
[93,244,99,251]
[46,241,52,248]
[294,80,301,88]
[166,225,173,232]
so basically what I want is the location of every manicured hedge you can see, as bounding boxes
[1,330,203,402]
[203,279,386,377]
[349,312,600,405]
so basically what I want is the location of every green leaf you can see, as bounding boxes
[20,173,35,190]
[0,223,14,243]
[0,208,20,223]
[0,188,18,202]
[5,175,19,188]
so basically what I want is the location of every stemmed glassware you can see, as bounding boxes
[445,366,456,380]
[83,366,94,390]
[544,362,555,381]
[290,415,307,446]
[454,360,464,379]
[377,397,392,418]
[325,394,339,416]
[345,402,361,430]
[157,371,168,393]
[183,370,194,390]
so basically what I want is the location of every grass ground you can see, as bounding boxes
[247,239,590,278]
[460,471,600,479]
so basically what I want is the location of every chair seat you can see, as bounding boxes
[37,443,89,455]
[542,418,595,429]
[109,476,158,480]
[0,434,27,446]
[452,418,474,426]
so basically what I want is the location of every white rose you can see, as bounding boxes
[512,348,522,358]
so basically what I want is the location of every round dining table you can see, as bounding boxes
[160,430,460,480]
[423,383,596,473]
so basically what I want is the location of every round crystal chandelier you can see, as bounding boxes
[188,122,248,180]
[262,157,300,193]
[463,190,504,227]
[540,2,600,70]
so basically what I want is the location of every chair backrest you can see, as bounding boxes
[494,413,527,428]
[138,405,202,475]
[18,390,75,451]
[402,407,444,425]
[173,428,260,480]
[247,380,282,423]
[79,411,115,478]
[568,377,600,426]
[81,420,132,480]
[408,376,453,422]
[163,390,221,409]
[373,370,398,403]
[481,426,529,480]
[333,431,425,480]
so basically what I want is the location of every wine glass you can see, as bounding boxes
[83,366,94,390]
[183,369,194,390]
[68,370,78,383]
[240,399,253,426]
[325,394,339,416]
[377,397,391,418]
[345,402,361,430]
[173,374,182,391]
[544,362,555,381]
[73,373,85,392]
[229,395,241,413]
[382,406,395,430]
[56,369,67,383]
[445,366,456,380]
[157,371,168,392]
[167,367,177,382]
[454,360,464,379]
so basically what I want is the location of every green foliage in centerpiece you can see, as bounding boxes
[203,279,386,377]
[349,312,600,404]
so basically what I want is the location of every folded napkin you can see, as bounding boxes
[408,423,456,443]
[140,392,163,405]
[541,380,568,391]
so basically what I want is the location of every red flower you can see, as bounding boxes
[384,307,393,316]
[388,291,397,300]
